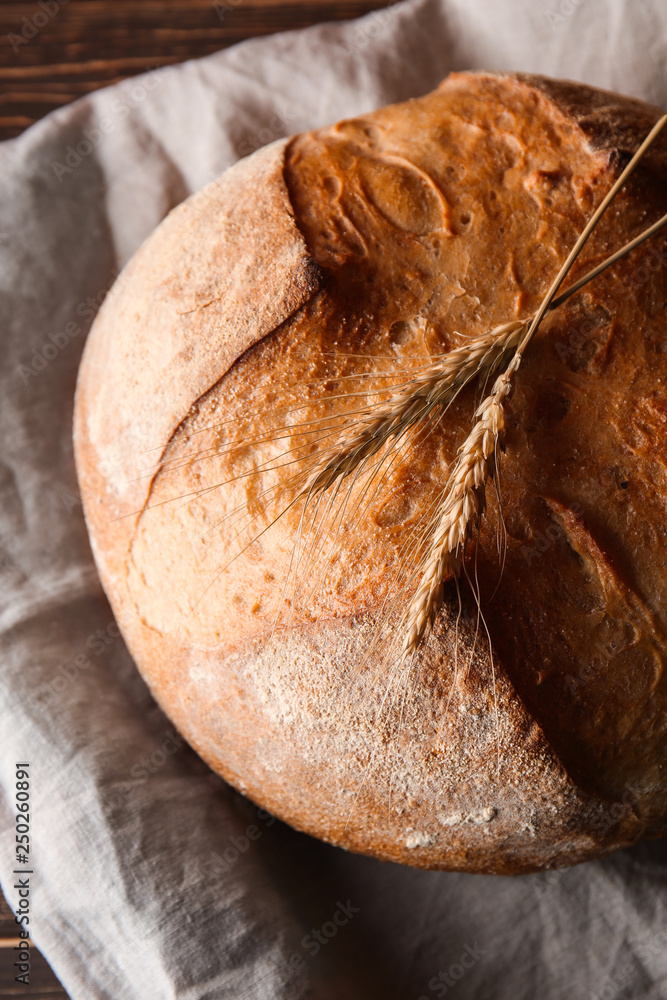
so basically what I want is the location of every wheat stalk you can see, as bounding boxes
[401,367,511,659]
[297,320,527,502]
[298,200,667,512]
[401,113,667,659]
[255,114,667,657]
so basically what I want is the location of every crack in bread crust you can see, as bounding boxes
[75,73,667,873]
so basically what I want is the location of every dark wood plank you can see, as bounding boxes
[0,0,395,139]
[0,950,69,995]
[0,891,68,997]
[0,895,19,941]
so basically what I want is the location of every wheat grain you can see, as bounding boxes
[401,367,511,660]
[297,320,527,502]
[297,192,667,514]
[399,113,667,660]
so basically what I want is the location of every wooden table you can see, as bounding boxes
[0,2,394,992]
[1,891,68,997]
[0,0,394,141]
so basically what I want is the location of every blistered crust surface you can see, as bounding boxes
[74,139,321,600]
[76,73,667,872]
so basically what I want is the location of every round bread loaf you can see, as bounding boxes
[74,71,667,874]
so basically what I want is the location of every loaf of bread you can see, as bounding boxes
[74,71,667,874]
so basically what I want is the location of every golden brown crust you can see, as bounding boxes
[74,139,321,602]
[75,72,667,873]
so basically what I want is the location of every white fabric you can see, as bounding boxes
[1,0,666,997]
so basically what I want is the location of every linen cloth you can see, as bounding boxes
[1,0,666,997]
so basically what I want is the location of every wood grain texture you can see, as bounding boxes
[0,892,68,997]
[0,0,395,139]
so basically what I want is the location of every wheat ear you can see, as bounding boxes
[401,368,511,660]
[401,113,667,660]
[299,195,667,511]
[297,320,526,501]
